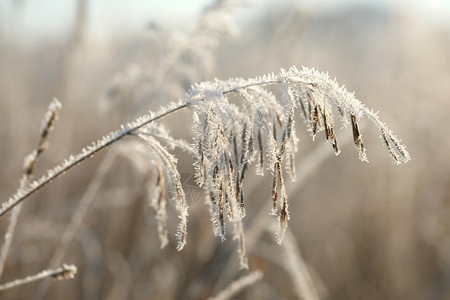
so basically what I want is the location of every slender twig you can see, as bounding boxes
[0,264,77,291]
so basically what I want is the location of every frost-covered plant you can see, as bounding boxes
[1,66,410,269]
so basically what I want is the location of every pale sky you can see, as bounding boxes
[1,0,449,45]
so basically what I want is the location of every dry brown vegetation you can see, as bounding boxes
[0,1,449,299]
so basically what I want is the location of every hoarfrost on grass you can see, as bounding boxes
[1,67,410,257]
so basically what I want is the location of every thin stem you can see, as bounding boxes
[0,264,77,291]
[1,78,280,218]
[207,270,263,300]
[281,229,320,300]
[50,151,116,267]
[0,204,22,279]
[0,103,187,217]
[33,151,117,300]
[222,80,279,95]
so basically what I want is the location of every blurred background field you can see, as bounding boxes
[0,0,449,299]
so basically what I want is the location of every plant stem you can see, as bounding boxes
[0,78,282,218]
[0,264,77,291]
[0,103,187,217]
